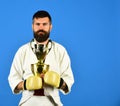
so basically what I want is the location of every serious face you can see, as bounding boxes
[32,17,52,43]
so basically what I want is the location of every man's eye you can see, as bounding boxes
[36,23,40,26]
[43,23,48,26]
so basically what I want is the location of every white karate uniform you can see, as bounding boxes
[8,40,74,106]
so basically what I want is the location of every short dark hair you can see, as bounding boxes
[32,10,52,23]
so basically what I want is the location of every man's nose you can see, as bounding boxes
[39,24,44,29]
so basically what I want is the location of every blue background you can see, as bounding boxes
[0,0,120,106]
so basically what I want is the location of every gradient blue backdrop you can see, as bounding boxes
[0,0,120,106]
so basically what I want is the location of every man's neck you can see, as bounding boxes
[35,39,49,45]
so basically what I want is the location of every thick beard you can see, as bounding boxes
[33,30,50,43]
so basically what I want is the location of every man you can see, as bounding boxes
[8,10,74,106]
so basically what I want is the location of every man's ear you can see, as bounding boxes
[50,24,52,31]
[32,24,33,30]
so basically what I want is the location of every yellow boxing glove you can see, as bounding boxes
[44,71,61,88]
[24,76,42,90]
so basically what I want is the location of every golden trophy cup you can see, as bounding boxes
[31,44,50,76]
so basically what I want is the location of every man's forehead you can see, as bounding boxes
[34,17,49,23]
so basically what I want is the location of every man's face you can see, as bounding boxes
[32,17,52,43]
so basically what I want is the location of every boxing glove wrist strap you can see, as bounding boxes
[58,78,64,89]
[23,80,27,90]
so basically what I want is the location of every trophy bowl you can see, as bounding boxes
[31,63,49,76]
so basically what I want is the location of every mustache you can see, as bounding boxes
[36,30,46,33]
